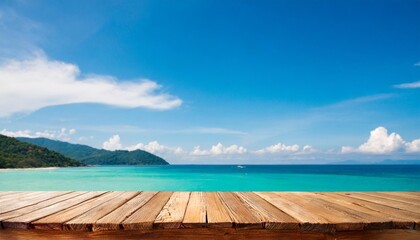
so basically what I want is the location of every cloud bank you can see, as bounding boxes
[0,53,182,117]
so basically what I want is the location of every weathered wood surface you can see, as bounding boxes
[0,228,419,240]
[0,191,419,235]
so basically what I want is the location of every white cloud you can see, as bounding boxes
[340,146,355,154]
[190,146,209,156]
[210,143,247,155]
[102,135,122,151]
[406,139,420,153]
[341,126,420,154]
[358,127,405,154]
[394,81,420,89]
[302,145,318,153]
[1,128,76,141]
[254,143,300,154]
[126,141,185,155]
[0,53,182,117]
[190,143,247,156]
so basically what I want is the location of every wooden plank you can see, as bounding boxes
[0,192,48,206]
[305,192,414,230]
[256,192,333,232]
[93,191,157,231]
[0,192,83,221]
[122,192,172,230]
[0,191,14,197]
[218,192,263,229]
[0,191,27,199]
[182,192,206,228]
[274,192,370,231]
[64,192,139,231]
[3,191,107,229]
[0,192,71,214]
[382,192,420,201]
[340,192,420,214]
[154,192,190,229]
[204,192,232,228]
[4,228,420,240]
[360,192,420,206]
[32,192,118,230]
[320,193,420,226]
[236,192,299,230]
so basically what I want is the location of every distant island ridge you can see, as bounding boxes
[0,134,169,168]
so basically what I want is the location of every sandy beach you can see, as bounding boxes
[0,167,59,171]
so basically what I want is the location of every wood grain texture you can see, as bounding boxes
[309,192,414,230]
[31,191,114,230]
[0,192,64,214]
[182,192,206,228]
[204,192,232,228]
[154,192,190,229]
[276,192,370,232]
[1,228,419,240]
[0,192,71,215]
[321,193,420,229]
[337,193,420,215]
[93,191,157,231]
[256,192,333,232]
[0,192,84,221]
[236,192,299,230]
[0,191,419,235]
[218,192,263,229]
[375,192,420,203]
[2,192,106,229]
[122,192,172,230]
[344,192,420,212]
[64,192,139,231]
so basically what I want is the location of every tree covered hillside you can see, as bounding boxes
[0,134,84,168]
[18,137,169,165]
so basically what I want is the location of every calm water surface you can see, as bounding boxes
[1,165,419,191]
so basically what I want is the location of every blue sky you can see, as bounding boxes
[0,0,419,163]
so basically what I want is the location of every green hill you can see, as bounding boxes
[0,134,84,168]
[17,137,169,165]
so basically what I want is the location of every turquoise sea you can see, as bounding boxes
[1,165,419,191]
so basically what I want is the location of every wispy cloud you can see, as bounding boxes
[0,9,45,59]
[393,81,420,89]
[0,52,182,117]
[317,94,396,110]
[414,62,420,66]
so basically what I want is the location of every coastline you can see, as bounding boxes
[0,167,60,171]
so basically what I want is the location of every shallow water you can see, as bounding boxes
[1,165,419,191]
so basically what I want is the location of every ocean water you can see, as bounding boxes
[0,165,419,191]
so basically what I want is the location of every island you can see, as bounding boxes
[18,137,169,166]
[0,134,84,168]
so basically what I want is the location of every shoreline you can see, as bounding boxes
[0,167,60,171]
